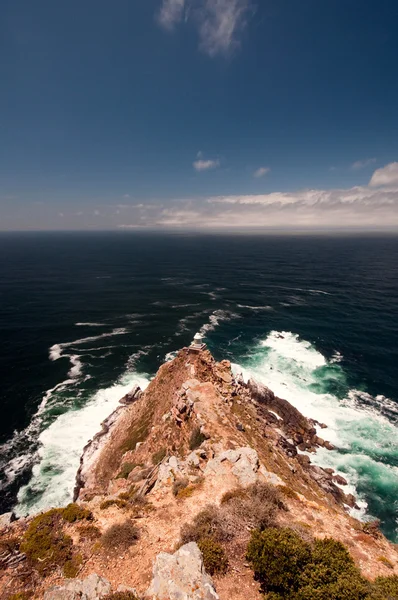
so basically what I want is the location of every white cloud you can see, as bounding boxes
[198,0,253,57]
[157,0,185,30]
[193,158,220,171]
[157,0,253,57]
[254,166,270,178]
[351,158,376,170]
[369,162,398,187]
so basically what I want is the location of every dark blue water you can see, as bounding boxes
[0,232,397,540]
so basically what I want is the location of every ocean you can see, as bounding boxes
[0,232,397,541]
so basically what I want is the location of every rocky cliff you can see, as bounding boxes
[1,347,397,600]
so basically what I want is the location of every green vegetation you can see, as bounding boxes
[101,520,140,551]
[78,524,101,540]
[189,427,207,451]
[100,498,128,510]
[116,462,137,479]
[8,593,32,600]
[377,555,394,569]
[61,503,93,523]
[152,447,167,465]
[63,553,83,578]
[370,575,398,599]
[197,538,229,575]
[20,509,75,575]
[246,527,398,600]
[247,528,311,596]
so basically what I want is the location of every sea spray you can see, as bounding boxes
[15,369,149,516]
[232,330,398,541]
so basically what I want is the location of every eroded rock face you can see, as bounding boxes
[43,573,112,600]
[145,542,219,600]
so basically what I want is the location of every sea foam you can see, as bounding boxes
[233,330,398,537]
[15,369,149,516]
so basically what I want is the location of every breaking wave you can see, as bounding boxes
[233,330,398,540]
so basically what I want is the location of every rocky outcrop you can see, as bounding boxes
[74,405,127,501]
[43,574,112,600]
[146,542,219,600]
[120,385,142,405]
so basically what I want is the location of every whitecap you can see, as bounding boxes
[232,330,398,529]
[15,370,150,516]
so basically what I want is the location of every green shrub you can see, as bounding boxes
[116,462,137,479]
[78,524,101,540]
[189,427,207,451]
[198,538,229,575]
[8,593,32,600]
[101,520,139,551]
[152,447,167,465]
[63,553,83,578]
[61,503,93,523]
[370,575,398,599]
[100,498,128,510]
[102,593,139,600]
[246,528,312,596]
[20,509,74,575]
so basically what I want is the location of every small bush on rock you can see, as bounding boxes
[101,520,139,551]
[189,427,207,451]
[152,447,167,465]
[198,538,229,575]
[180,505,231,545]
[221,482,284,531]
[116,462,137,479]
[246,528,312,596]
[61,503,93,523]
[20,509,74,575]
[78,524,101,540]
[63,553,83,578]
[173,478,189,497]
[370,575,398,599]
[100,498,128,510]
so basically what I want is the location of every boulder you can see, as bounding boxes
[0,512,14,529]
[145,542,219,600]
[120,385,142,405]
[44,574,111,600]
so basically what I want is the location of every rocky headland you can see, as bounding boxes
[1,347,397,600]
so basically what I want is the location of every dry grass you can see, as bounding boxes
[101,520,140,551]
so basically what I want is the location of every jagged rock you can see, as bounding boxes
[205,447,260,486]
[120,385,142,405]
[43,573,111,600]
[0,512,14,529]
[247,379,313,440]
[154,456,184,489]
[333,474,348,486]
[277,436,298,458]
[296,454,311,467]
[145,542,219,600]
[186,452,200,467]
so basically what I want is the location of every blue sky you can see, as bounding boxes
[1,0,398,230]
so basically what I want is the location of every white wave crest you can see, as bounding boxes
[199,309,239,337]
[75,322,105,327]
[233,330,398,527]
[15,370,150,516]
